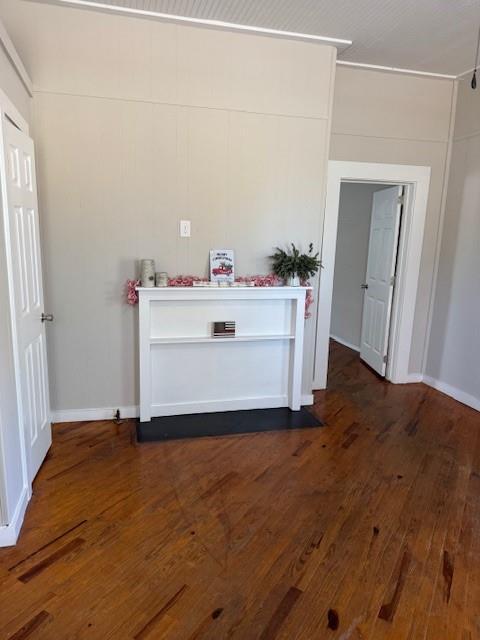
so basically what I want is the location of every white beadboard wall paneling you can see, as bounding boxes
[419,80,458,375]
[425,78,480,412]
[30,0,353,49]
[34,92,331,411]
[332,66,454,144]
[3,1,335,120]
[452,75,480,142]
[25,0,480,76]
[5,1,336,414]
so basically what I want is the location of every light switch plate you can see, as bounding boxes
[180,220,191,237]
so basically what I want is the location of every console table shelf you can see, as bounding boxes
[150,334,295,344]
[137,286,310,421]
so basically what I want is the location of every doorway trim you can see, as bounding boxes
[313,160,431,388]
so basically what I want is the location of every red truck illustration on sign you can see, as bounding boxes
[210,250,234,283]
[212,262,233,276]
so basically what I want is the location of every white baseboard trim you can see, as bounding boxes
[423,376,480,412]
[330,335,360,352]
[0,486,29,547]
[52,396,315,424]
[150,396,289,417]
[301,393,314,406]
[404,373,424,383]
[52,405,139,423]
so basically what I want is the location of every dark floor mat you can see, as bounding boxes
[137,406,322,442]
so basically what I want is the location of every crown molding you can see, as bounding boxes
[336,59,456,80]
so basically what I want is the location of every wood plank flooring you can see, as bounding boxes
[1,340,479,639]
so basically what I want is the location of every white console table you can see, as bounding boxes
[137,286,310,422]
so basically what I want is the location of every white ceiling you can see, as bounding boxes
[33,0,480,76]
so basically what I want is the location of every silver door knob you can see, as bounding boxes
[41,313,54,322]
[360,284,369,289]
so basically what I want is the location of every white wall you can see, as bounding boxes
[425,78,480,410]
[0,34,29,122]
[1,0,336,415]
[330,183,380,350]
[330,66,456,376]
[0,23,31,533]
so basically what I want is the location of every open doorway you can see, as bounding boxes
[330,182,404,378]
[314,161,431,390]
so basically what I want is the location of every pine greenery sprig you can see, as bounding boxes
[270,243,321,281]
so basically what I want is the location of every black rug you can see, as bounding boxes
[137,407,322,442]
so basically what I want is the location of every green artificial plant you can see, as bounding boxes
[270,243,321,282]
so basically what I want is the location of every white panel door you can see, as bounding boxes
[360,186,402,376]
[4,118,51,481]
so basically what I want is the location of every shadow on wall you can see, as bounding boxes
[427,134,480,392]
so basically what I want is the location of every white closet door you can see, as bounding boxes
[4,118,52,481]
[360,186,402,376]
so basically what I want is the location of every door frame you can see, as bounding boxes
[0,88,32,539]
[313,160,431,388]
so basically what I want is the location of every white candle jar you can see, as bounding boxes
[155,272,169,287]
[140,259,155,288]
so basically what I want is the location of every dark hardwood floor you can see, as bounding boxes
[1,340,479,639]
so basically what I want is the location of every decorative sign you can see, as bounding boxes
[210,249,234,283]
[213,321,236,337]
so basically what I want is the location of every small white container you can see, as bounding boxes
[155,272,169,287]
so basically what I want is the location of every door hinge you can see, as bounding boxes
[383,354,388,364]
[397,195,405,205]
[390,275,396,287]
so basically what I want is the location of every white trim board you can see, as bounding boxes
[336,60,456,80]
[52,405,140,423]
[405,373,424,384]
[0,19,33,97]
[330,335,360,352]
[0,486,29,547]
[51,394,315,423]
[151,396,289,418]
[314,161,431,389]
[423,377,480,413]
